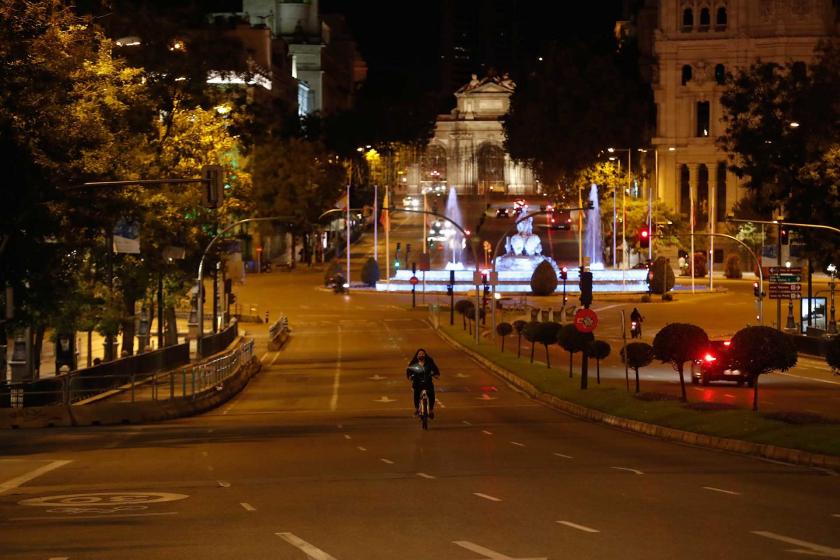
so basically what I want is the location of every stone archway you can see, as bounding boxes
[477,143,505,194]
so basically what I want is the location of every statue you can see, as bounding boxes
[505,217,542,256]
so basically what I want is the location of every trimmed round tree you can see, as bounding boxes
[496,322,513,352]
[652,323,709,401]
[647,256,676,294]
[621,342,654,393]
[523,321,541,363]
[535,322,562,368]
[360,257,380,287]
[729,326,797,411]
[557,323,593,379]
[530,261,558,296]
[588,340,612,384]
[513,319,527,358]
[454,299,472,330]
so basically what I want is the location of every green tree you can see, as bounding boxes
[652,323,709,402]
[496,322,513,352]
[719,42,840,266]
[513,319,527,358]
[621,342,654,393]
[557,323,593,379]
[523,321,541,364]
[361,258,381,287]
[455,300,472,331]
[530,261,558,296]
[534,322,562,368]
[730,326,797,411]
[588,340,611,384]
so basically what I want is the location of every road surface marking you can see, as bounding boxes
[482,430,494,436]
[462,420,472,425]
[0,460,72,495]
[554,453,573,459]
[478,393,498,400]
[832,513,840,518]
[222,405,233,415]
[437,398,446,408]
[610,467,644,475]
[417,472,436,479]
[556,520,600,533]
[356,446,367,452]
[380,458,394,465]
[368,374,386,381]
[455,373,470,378]
[751,531,840,558]
[343,434,352,440]
[330,326,342,411]
[337,424,343,428]
[453,540,547,560]
[779,372,840,385]
[473,493,502,502]
[49,557,69,560]
[703,486,739,495]
[201,451,208,457]
[260,352,269,363]
[217,481,231,488]
[207,466,214,472]
[240,502,256,512]
[206,429,214,434]
[374,396,395,403]
[724,393,735,398]
[270,351,282,366]
[510,441,526,447]
[11,512,178,522]
[276,532,338,560]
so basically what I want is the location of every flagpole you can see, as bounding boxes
[690,183,696,294]
[385,186,391,286]
[346,184,350,288]
[374,184,378,262]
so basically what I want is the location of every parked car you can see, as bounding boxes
[495,208,510,218]
[692,340,754,386]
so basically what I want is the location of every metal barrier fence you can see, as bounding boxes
[0,339,255,408]
[199,322,239,358]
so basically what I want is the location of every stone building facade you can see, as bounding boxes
[406,74,536,196]
[651,0,838,228]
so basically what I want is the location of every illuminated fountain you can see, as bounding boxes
[584,184,605,271]
[443,186,465,270]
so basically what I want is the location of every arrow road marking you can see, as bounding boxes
[0,460,73,496]
[752,531,840,558]
[356,446,367,452]
[610,466,644,475]
[478,393,497,400]
[482,430,494,436]
[454,540,546,559]
[463,420,472,426]
[368,374,386,381]
[554,453,574,459]
[455,373,470,378]
[417,472,436,479]
[379,458,394,465]
[240,502,256,512]
[510,441,526,447]
[374,396,395,403]
[276,532,338,560]
[557,520,600,533]
[703,486,740,495]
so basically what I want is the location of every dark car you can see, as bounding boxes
[495,208,510,218]
[692,340,754,386]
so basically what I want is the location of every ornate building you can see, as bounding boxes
[651,0,838,228]
[407,74,536,196]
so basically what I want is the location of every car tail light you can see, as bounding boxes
[723,341,731,347]
[704,353,716,363]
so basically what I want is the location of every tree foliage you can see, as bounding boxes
[496,322,513,352]
[622,342,654,393]
[530,261,558,296]
[588,339,611,384]
[557,323,594,378]
[652,323,709,401]
[730,326,797,411]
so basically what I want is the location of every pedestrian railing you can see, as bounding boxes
[0,338,255,408]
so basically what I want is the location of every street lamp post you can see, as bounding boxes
[608,147,631,277]
[828,264,837,334]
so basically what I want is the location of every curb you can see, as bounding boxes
[434,325,840,470]
[0,359,262,429]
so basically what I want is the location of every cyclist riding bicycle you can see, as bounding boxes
[406,348,440,419]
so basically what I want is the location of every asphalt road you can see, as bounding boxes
[1,265,839,559]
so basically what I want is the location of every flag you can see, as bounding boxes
[380,190,390,230]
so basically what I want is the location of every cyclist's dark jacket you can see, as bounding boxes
[406,356,440,387]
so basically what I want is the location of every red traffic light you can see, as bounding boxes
[641,229,649,238]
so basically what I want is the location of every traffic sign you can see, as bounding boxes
[769,274,802,283]
[409,276,419,286]
[573,308,599,333]
[769,283,802,291]
[769,266,802,274]
[769,292,799,300]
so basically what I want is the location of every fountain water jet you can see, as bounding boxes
[444,186,464,269]
[584,184,605,271]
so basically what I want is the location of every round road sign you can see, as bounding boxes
[409,276,419,285]
[573,308,599,333]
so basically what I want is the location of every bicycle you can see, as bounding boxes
[417,388,431,430]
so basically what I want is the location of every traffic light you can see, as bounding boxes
[753,281,760,298]
[639,227,650,249]
[780,228,789,245]
[228,292,236,305]
[560,266,568,281]
[201,165,224,208]
[579,270,593,308]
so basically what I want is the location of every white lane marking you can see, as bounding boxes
[610,466,644,475]
[356,446,367,452]
[832,513,840,518]
[343,434,352,440]
[368,374,386,381]
[473,493,502,502]
[556,520,600,533]
[11,512,178,521]
[276,532,338,560]
[260,352,269,363]
[330,326,342,411]
[482,430,494,436]
[723,393,736,398]
[703,486,740,495]
[554,453,574,459]
[778,372,840,385]
[417,472,436,479]
[0,460,72,495]
[751,531,840,558]
[462,420,472,426]
[453,540,547,560]
[437,398,446,408]
[240,502,256,512]
[222,406,233,415]
[510,441,525,447]
[374,396,395,403]
[380,458,394,465]
[217,481,231,488]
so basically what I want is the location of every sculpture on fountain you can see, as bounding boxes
[496,217,560,274]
